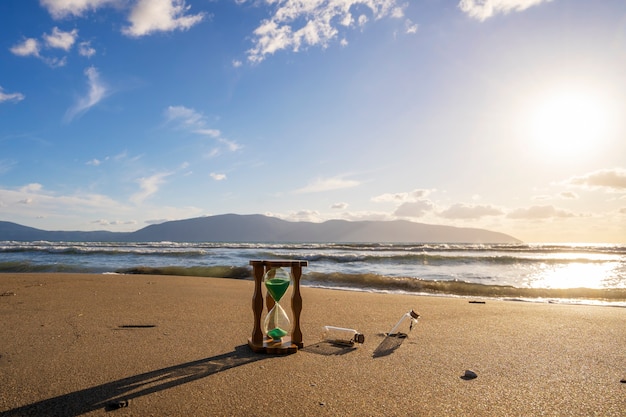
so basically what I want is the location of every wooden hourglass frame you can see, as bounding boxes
[248,260,307,354]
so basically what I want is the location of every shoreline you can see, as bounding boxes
[1,273,625,416]
[11,268,626,307]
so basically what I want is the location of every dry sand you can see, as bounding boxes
[0,273,625,416]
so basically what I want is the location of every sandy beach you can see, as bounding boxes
[0,273,624,416]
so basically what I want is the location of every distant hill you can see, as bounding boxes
[0,214,521,243]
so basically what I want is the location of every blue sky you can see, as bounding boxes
[1,0,625,243]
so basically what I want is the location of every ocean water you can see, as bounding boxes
[1,241,625,306]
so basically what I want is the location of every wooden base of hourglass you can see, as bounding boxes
[248,260,307,354]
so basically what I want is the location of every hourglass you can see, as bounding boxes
[248,260,307,354]
[263,267,291,340]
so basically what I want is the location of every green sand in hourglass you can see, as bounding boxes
[263,271,292,341]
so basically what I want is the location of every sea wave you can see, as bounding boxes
[115,265,250,279]
[2,241,624,254]
[1,241,624,305]
[303,272,626,303]
[0,261,93,274]
[3,259,624,305]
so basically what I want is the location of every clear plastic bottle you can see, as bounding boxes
[387,309,420,338]
[321,325,365,346]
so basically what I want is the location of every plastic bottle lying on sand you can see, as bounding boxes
[321,326,365,346]
[387,309,420,338]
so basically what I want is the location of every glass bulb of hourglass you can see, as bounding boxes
[263,267,292,341]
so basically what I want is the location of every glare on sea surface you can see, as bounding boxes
[526,260,617,289]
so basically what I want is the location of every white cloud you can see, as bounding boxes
[210,173,227,181]
[92,219,137,226]
[0,87,25,103]
[64,66,108,122]
[131,172,172,204]
[10,38,41,57]
[458,0,552,21]
[21,183,44,193]
[372,189,431,203]
[78,41,96,57]
[288,209,323,222]
[0,183,116,213]
[43,27,78,51]
[438,203,503,219]
[247,0,407,63]
[0,182,205,231]
[295,176,360,193]
[40,0,121,19]
[10,33,69,67]
[123,0,206,37]
[331,202,349,209]
[566,168,626,192]
[405,19,418,34]
[394,200,434,218]
[41,0,205,37]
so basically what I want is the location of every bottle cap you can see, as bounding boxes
[410,310,420,319]
[354,333,365,344]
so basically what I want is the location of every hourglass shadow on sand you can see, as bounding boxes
[2,345,266,417]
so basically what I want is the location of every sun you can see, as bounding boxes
[528,90,610,158]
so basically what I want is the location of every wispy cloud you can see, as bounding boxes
[0,159,17,175]
[295,176,360,193]
[164,105,241,153]
[131,172,172,204]
[64,66,108,122]
[0,182,128,218]
[247,0,407,63]
[165,105,206,127]
[372,189,431,203]
[123,0,206,37]
[0,86,25,103]
[458,0,553,21]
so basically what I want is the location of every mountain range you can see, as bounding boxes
[0,214,521,243]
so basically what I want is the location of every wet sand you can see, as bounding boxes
[1,273,625,416]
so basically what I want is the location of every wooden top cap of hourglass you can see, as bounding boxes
[249,260,308,268]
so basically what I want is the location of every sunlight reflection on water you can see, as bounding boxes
[525,262,621,289]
